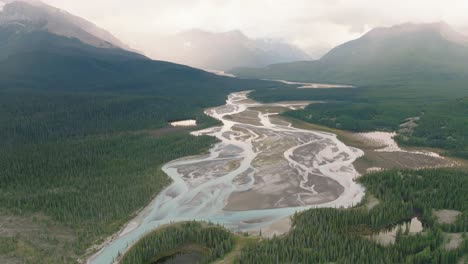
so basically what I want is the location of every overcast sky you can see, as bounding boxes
[42,0,468,58]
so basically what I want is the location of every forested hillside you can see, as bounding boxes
[232,23,468,84]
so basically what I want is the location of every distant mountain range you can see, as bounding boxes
[147,29,311,71]
[232,22,468,85]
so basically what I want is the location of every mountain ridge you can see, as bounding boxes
[0,0,132,50]
[231,22,468,85]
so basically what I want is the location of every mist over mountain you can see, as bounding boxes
[232,22,468,85]
[146,29,311,71]
[0,0,132,50]
[0,0,281,94]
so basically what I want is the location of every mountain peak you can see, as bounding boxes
[0,0,132,50]
[150,28,310,70]
[233,21,468,85]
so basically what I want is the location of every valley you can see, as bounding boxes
[88,91,364,263]
[0,1,467,263]
[89,90,456,264]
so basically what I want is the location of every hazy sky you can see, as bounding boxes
[42,0,468,58]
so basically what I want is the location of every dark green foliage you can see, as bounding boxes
[120,222,234,264]
[0,90,218,145]
[285,101,413,131]
[361,169,468,232]
[238,169,468,263]
[398,98,468,158]
[0,237,17,255]
[0,132,217,253]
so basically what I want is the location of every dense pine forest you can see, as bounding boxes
[120,222,235,264]
[1,130,217,251]
[237,168,468,263]
[398,97,468,159]
[2,84,467,263]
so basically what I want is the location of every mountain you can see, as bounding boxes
[0,1,281,93]
[0,25,279,95]
[0,1,282,109]
[0,1,281,94]
[0,0,131,50]
[146,29,311,71]
[232,22,468,85]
